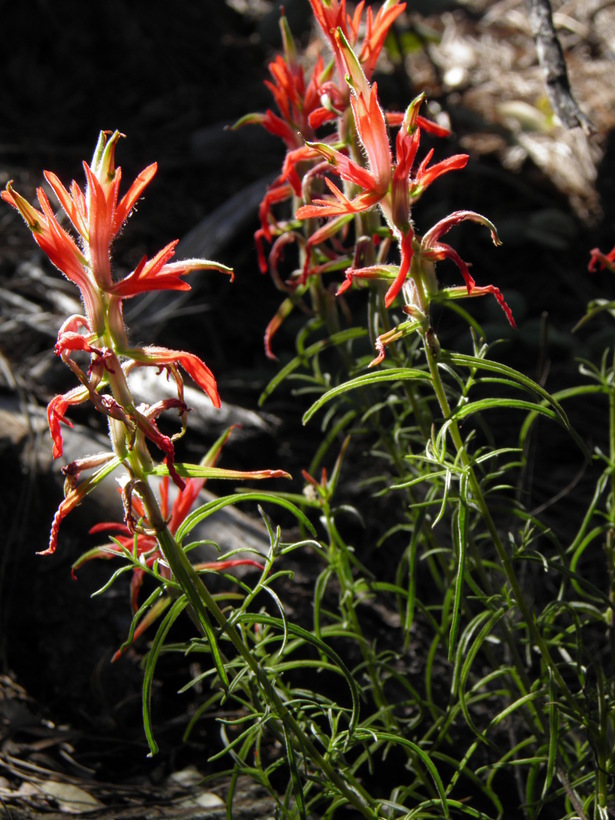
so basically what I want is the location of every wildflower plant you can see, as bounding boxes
[3,131,236,551]
[6,2,615,817]
[243,1,615,817]
[3,131,389,816]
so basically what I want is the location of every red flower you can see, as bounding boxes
[337,210,516,364]
[85,475,208,612]
[3,132,233,471]
[588,245,615,273]
[47,386,89,460]
[420,210,516,327]
[44,452,120,555]
[296,29,392,222]
[127,346,221,410]
[296,69,471,308]
[3,132,236,558]
[3,131,232,342]
[308,0,406,86]
[1,182,103,331]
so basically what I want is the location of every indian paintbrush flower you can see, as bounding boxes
[295,33,515,349]
[2,131,234,553]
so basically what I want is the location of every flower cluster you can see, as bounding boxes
[2,131,233,553]
[239,0,515,359]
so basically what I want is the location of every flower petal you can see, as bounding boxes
[129,346,221,409]
[114,162,158,233]
[47,386,89,459]
[111,241,233,298]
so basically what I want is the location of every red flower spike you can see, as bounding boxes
[3,133,236,561]
[4,132,230,348]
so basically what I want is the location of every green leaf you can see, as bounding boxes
[239,612,361,737]
[303,367,431,424]
[175,491,316,544]
[447,352,570,427]
[149,462,290,481]
[143,597,189,756]
[358,730,451,819]
[259,327,368,405]
[449,477,469,660]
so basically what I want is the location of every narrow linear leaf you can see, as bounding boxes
[366,731,451,819]
[259,327,368,404]
[176,491,316,543]
[449,479,468,660]
[239,612,361,736]
[143,597,188,756]
[303,368,431,424]
[149,463,291,481]
[447,353,569,427]
[542,672,558,801]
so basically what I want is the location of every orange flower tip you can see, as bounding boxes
[336,280,351,296]
[264,331,278,361]
[2,183,43,231]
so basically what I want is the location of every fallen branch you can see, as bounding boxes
[526,0,594,134]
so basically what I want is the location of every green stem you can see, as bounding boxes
[321,498,396,732]
[137,481,380,818]
[606,354,615,661]
[422,334,582,729]
[99,330,379,816]
[595,352,615,814]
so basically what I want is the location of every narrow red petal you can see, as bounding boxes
[114,163,157,234]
